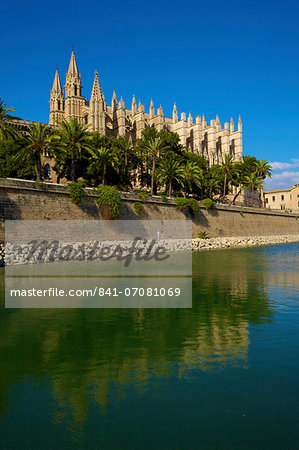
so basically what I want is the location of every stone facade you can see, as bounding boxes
[49,51,243,166]
[264,184,299,211]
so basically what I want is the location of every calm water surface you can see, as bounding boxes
[0,243,299,449]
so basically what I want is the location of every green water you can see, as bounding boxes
[0,243,299,449]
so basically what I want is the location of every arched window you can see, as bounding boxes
[74,85,77,96]
[58,100,60,110]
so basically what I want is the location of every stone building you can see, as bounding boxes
[49,51,243,166]
[264,184,299,211]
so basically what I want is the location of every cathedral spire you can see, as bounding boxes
[238,115,242,132]
[230,117,234,133]
[149,99,155,119]
[119,96,125,109]
[49,69,64,126]
[51,69,63,94]
[112,90,118,109]
[67,51,79,76]
[131,95,137,115]
[65,50,82,98]
[90,70,102,101]
[172,102,178,123]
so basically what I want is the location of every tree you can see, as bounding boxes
[15,122,52,181]
[145,137,164,194]
[88,146,119,185]
[0,99,18,140]
[183,161,202,196]
[0,138,35,179]
[243,174,265,205]
[53,118,91,182]
[253,159,272,206]
[206,178,222,199]
[221,154,235,198]
[254,159,272,179]
[156,159,184,197]
[115,137,137,187]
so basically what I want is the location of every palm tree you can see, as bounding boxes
[15,122,52,181]
[145,137,164,194]
[117,137,134,186]
[254,159,272,206]
[221,154,235,198]
[183,161,202,196]
[254,159,272,179]
[53,118,91,182]
[88,146,119,185]
[206,178,222,199]
[0,99,17,140]
[243,174,265,205]
[156,159,184,197]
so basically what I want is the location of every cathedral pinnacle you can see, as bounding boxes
[112,90,118,111]
[131,95,137,115]
[51,69,63,94]
[238,115,242,132]
[90,70,102,101]
[67,51,79,76]
[230,117,234,133]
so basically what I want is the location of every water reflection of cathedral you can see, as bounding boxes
[0,247,276,427]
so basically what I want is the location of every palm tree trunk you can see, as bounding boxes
[151,155,156,195]
[71,147,76,182]
[232,188,242,205]
[169,179,172,198]
[35,154,42,181]
[124,152,128,185]
[223,173,227,198]
[103,165,107,185]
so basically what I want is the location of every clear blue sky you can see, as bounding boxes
[1,0,299,188]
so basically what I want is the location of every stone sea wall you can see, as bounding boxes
[1,178,299,244]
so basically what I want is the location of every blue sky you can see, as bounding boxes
[1,0,298,189]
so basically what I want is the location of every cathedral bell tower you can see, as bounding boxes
[88,70,106,134]
[64,51,86,122]
[49,69,64,125]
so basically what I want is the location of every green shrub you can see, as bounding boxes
[176,197,199,215]
[198,231,209,239]
[202,198,215,210]
[97,186,122,219]
[137,191,149,201]
[34,180,43,189]
[162,195,168,203]
[69,181,84,205]
[134,201,144,218]
[176,197,190,210]
[188,198,200,214]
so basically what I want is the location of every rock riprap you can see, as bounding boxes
[2,235,299,266]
